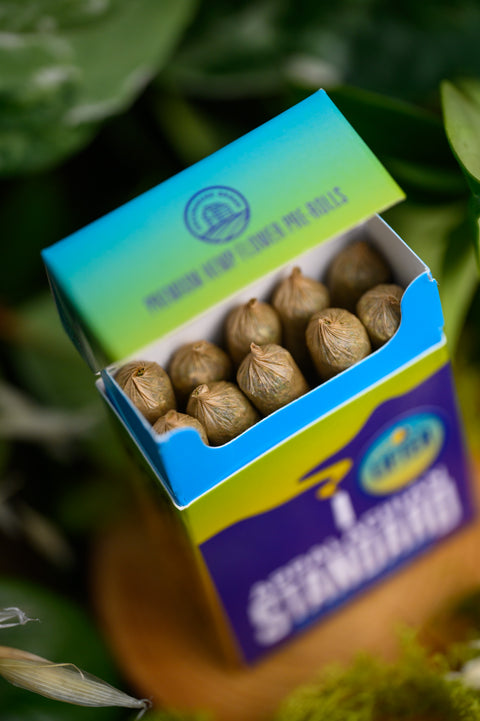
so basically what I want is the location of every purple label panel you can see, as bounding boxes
[199,364,474,662]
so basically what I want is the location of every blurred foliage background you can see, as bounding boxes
[1,0,480,718]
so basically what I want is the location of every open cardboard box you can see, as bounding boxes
[42,90,473,664]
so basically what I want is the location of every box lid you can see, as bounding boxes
[42,90,404,371]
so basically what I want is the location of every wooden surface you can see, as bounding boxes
[91,466,480,721]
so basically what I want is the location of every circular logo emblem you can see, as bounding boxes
[359,412,446,496]
[184,186,250,243]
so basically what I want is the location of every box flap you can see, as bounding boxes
[42,90,404,371]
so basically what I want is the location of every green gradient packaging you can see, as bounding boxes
[42,91,473,663]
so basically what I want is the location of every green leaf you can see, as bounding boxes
[342,6,480,102]
[63,0,199,124]
[4,293,96,409]
[0,0,198,174]
[384,201,464,281]
[439,214,479,353]
[0,30,90,174]
[279,2,480,103]
[330,87,449,164]
[0,0,127,32]
[162,1,284,98]
[385,199,478,354]
[329,86,465,200]
[0,578,122,721]
[441,79,480,189]
[2,291,136,472]
[0,176,70,304]
[441,79,480,264]
[0,123,95,177]
[54,472,129,535]
[153,91,227,164]
[383,156,466,198]
[453,361,480,458]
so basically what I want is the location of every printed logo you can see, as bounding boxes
[184,186,250,244]
[359,412,445,495]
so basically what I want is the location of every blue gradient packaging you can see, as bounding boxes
[42,90,473,663]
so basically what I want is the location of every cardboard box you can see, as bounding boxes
[42,90,473,664]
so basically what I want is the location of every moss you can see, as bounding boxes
[275,634,480,721]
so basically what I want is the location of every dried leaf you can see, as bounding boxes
[0,608,37,630]
[115,360,176,424]
[0,646,151,714]
[271,267,329,367]
[168,340,232,401]
[225,298,282,364]
[326,240,392,311]
[356,283,403,348]
[186,381,259,445]
[237,343,309,415]
[153,409,209,444]
[306,308,371,379]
